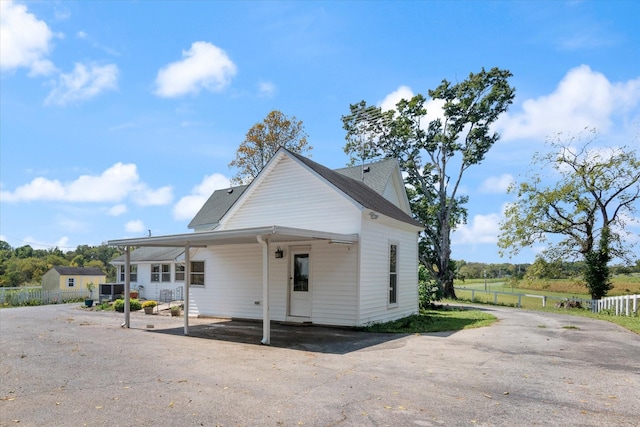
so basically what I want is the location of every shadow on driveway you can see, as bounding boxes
[145,318,410,354]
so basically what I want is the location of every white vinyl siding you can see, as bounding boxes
[358,217,418,324]
[306,241,358,326]
[184,240,358,325]
[222,156,361,234]
[188,245,264,319]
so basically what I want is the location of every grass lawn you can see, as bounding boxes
[360,307,497,333]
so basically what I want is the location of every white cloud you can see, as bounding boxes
[19,235,70,250]
[107,204,127,216]
[45,62,119,106]
[258,81,276,97]
[498,65,640,141]
[173,173,230,220]
[453,213,502,245]
[379,86,414,111]
[154,41,237,98]
[0,163,173,206]
[134,186,174,206]
[0,0,56,76]
[479,174,514,194]
[379,85,446,127]
[125,220,145,234]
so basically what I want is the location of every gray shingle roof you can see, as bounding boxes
[334,158,400,195]
[110,247,185,263]
[286,150,423,228]
[188,150,422,232]
[52,266,105,276]
[188,185,247,230]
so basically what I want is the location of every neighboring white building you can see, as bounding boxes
[108,148,423,343]
[110,247,186,302]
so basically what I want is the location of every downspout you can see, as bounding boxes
[257,235,270,345]
[184,243,190,336]
[122,246,130,328]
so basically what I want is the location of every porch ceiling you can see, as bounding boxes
[107,225,359,248]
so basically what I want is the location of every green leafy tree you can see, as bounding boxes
[229,110,311,185]
[499,129,640,299]
[342,68,515,299]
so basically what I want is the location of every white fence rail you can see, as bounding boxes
[0,287,91,306]
[454,287,639,316]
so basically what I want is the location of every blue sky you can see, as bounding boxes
[1,0,639,264]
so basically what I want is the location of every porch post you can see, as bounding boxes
[123,246,130,328]
[257,235,270,344]
[184,243,190,336]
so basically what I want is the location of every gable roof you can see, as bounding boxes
[110,246,185,264]
[51,266,104,276]
[285,149,423,228]
[334,158,400,195]
[188,185,247,230]
[190,153,419,232]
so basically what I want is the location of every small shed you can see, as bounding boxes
[41,266,105,292]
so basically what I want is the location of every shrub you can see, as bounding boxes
[113,298,142,312]
[142,300,157,308]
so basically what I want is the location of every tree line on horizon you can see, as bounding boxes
[2,239,638,289]
[0,240,121,287]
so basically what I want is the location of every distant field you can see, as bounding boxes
[455,274,640,297]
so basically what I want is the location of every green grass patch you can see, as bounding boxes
[360,308,497,333]
[538,306,640,334]
[447,292,640,334]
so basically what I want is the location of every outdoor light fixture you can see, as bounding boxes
[275,246,284,258]
[369,211,379,220]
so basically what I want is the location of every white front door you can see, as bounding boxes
[289,250,311,318]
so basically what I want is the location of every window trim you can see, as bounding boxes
[67,277,75,288]
[119,264,137,283]
[388,242,398,306]
[174,263,185,282]
[151,263,171,282]
[190,261,205,287]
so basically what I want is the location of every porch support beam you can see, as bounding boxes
[257,235,270,345]
[122,246,131,328]
[184,243,190,336]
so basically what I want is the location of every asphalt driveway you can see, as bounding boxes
[1,303,638,426]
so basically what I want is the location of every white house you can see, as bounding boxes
[108,148,423,343]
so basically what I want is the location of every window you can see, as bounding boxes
[67,278,75,288]
[175,263,185,281]
[389,244,397,305]
[190,261,205,286]
[151,264,170,282]
[119,265,137,282]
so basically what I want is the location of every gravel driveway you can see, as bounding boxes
[1,303,638,426]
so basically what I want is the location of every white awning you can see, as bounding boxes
[107,225,359,247]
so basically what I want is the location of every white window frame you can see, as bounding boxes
[151,263,171,282]
[119,265,137,282]
[190,261,205,287]
[67,278,75,288]
[388,242,398,306]
[174,263,185,282]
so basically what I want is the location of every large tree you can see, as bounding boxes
[229,110,311,184]
[342,68,515,299]
[498,129,640,299]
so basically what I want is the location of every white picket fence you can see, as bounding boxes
[0,286,91,306]
[594,294,640,316]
